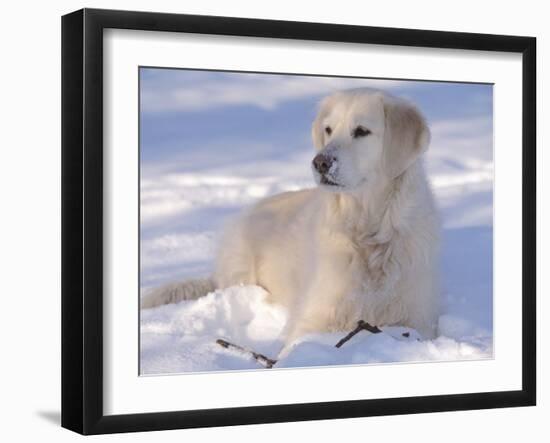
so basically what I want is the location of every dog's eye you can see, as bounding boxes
[352,126,372,138]
[325,126,332,136]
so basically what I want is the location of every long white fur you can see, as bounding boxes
[141,88,440,346]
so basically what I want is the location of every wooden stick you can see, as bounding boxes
[217,320,384,367]
[335,320,382,348]
[216,339,278,369]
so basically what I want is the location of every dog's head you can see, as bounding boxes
[311,89,430,191]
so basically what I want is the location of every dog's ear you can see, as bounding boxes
[311,95,335,150]
[311,112,325,150]
[382,97,430,179]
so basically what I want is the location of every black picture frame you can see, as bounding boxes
[61,8,536,435]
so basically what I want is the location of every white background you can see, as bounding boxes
[0,0,545,441]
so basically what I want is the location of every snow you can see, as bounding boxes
[140,284,492,374]
[140,78,493,375]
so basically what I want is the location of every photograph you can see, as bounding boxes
[138,68,494,375]
[58,5,538,436]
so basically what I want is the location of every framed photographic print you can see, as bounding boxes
[61,8,536,435]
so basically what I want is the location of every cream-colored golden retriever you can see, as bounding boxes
[142,88,440,344]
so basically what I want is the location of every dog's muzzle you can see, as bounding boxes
[312,153,340,186]
[312,153,335,175]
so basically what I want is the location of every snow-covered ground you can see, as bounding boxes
[139,72,493,375]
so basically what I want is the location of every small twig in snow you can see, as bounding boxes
[335,320,382,348]
[216,339,278,369]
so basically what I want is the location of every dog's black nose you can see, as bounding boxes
[312,154,334,175]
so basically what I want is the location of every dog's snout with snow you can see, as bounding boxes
[312,153,334,175]
[312,152,340,186]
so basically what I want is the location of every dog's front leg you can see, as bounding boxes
[278,241,358,357]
